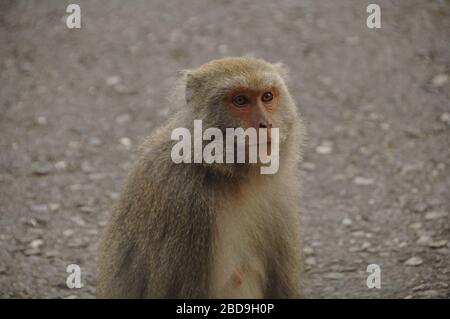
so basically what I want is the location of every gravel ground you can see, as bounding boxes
[0,0,449,299]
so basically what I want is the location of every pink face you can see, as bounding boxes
[224,86,279,144]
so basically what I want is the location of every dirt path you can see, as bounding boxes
[0,0,449,298]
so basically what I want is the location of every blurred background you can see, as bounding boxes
[0,0,449,298]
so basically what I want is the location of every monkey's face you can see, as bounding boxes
[186,57,299,150]
[223,86,279,145]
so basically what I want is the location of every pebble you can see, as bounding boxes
[48,203,60,212]
[305,257,317,266]
[353,177,374,186]
[63,229,75,237]
[425,211,448,220]
[324,272,344,280]
[315,141,333,154]
[409,222,422,230]
[32,164,52,176]
[30,204,49,214]
[71,216,86,226]
[89,137,102,146]
[54,160,67,170]
[35,116,47,126]
[404,256,424,266]
[341,218,353,227]
[416,235,430,245]
[301,162,316,171]
[428,240,448,248]
[106,75,121,86]
[431,73,449,87]
[440,112,450,124]
[67,238,89,248]
[303,246,314,255]
[29,239,44,249]
[120,137,133,149]
[351,230,366,238]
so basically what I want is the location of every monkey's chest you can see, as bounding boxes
[209,207,270,298]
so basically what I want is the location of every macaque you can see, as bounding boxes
[97,57,305,298]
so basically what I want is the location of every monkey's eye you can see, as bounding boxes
[262,92,273,102]
[232,95,249,106]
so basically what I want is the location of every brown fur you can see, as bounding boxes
[96,57,305,298]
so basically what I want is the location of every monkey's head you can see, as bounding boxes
[184,57,299,145]
[180,57,302,175]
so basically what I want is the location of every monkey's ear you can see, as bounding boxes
[273,62,288,79]
[181,70,200,104]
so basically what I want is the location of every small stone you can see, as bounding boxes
[431,73,449,87]
[55,161,67,170]
[21,217,38,227]
[48,203,60,212]
[29,239,44,249]
[63,229,75,237]
[71,216,86,226]
[120,137,132,149]
[30,204,48,214]
[67,238,89,248]
[428,240,448,248]
[106,75,121,86]
[315,141,333,155]
[305,257,316,266]
[342,218,353,227]
[349,246,359,252]
[409,222,422,230]
[353,177,374,186]
[412,203,427,213]
[352,231,366,238]
[301,162,316,171]
[89,137,102,146]
[108,192,119,200]
[404,256,424,266]
[31,164,52,176]
[412,284,427,292]
[440,112,450,124]
[416,235,431,245]
[425,211,448,220]
[324,272,344,280]
[36,116,47,125]
[303,246,314,255]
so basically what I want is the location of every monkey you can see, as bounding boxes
[96,57,305,298]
